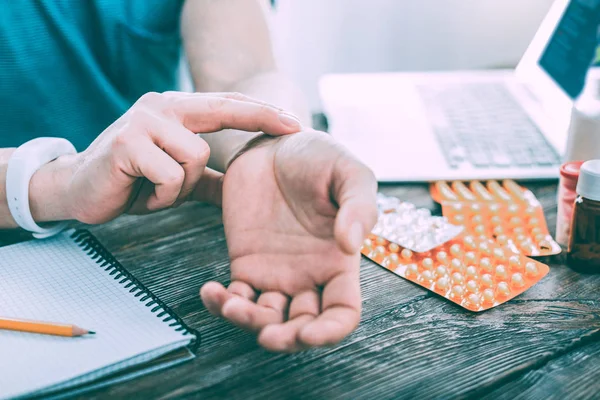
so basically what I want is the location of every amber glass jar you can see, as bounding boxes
[567,160,600,272]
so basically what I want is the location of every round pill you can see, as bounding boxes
[508,204,519,214]
[401,248,413,260]
[478,234,489,242]
[436,251,449,264]
[435,265,449,277]
[375,245,386,255]
[422,258,434,270]
[450,285,465,300]
[452,203,463,212]
[493,225,504,236]
[450,244,462,257]
[513,227,525,235]
[466,294,481,310]
[363,238,373,249]
[466,280,478,293]
[376,236,387,245]
[389,243,400,253]
[466,266,478,278]
[479,242,492,255]
[496,235,509,245]
[510,217,522,226]
[525,262,539,277]
[482,288,495,304]
[389,253,400,264]
[535,233,547,242]
[464,236,477,250]
[508,255,521,270]
[453,214,465,224]
[511,273,525,288]
[493,248,506,260]
[452,272,465,285]
[495,265,508,280]
[405,264,419,279]
[480,258,493,273]
[531,227,543,236]
[490,215,502,225]
[418,270,434,284]
[481,274,494,288]
[471,203,482,212]
[525,207,536,216]
[465,251,477,264]
[435,276,450,292]
[529,217,539,227]
[515,234,527,242]
[489,204,500,214]
[450,258,463,271]
[496,282,511,297]
[474,225,486,235]
[472,215,483,224]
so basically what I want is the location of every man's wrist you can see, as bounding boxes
[227,134,283,170]
[29,154,78,223]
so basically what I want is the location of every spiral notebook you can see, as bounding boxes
[0,230,199,399]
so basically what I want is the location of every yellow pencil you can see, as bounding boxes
[0,317,95,337]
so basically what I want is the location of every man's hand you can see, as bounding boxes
[29,92,302,225]
[200,130,378,352]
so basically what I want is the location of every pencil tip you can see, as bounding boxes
[88,331,96,335]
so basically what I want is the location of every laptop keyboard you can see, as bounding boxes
[417,82,561,169]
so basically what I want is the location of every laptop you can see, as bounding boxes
[319,0,600,182]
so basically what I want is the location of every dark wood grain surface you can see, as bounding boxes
[3,182,600,400]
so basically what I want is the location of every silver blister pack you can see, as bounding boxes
[372,193,464,252]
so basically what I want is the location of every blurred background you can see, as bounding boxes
[267,0,555,113]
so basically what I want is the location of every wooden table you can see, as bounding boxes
[4,182,600,399]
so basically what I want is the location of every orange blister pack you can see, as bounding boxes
[430,180,561,256]
[362,233,549,312]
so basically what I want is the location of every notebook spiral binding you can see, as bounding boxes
[70,229,200,351]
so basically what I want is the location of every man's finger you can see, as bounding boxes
[221,293,288,332]
[169,95,302,135]
[256,291,320,352]
[191,167,224,206]
[125,138,185,210]
[228,281,258,301]
[331,159,378,254]
[163,91,285,112]
[258,315,315,353]
[288,290,320,320]
[145,118,211,201]
[200,281,230,317]
[298,270,361,347]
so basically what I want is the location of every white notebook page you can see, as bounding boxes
[0,231,194,399]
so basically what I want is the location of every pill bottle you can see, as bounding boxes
[563,75,600,162]
[567,160,600,272]
[556,161,584,247]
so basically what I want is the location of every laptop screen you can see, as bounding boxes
[538,0,600,99]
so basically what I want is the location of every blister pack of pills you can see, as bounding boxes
[373,193,464,253]
[362,233,549,311]
[430,180,561,256]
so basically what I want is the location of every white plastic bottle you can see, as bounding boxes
[564,73,600,162]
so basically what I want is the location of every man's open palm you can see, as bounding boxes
[200,131,377,352]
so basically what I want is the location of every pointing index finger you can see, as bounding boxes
[168,94,303,135]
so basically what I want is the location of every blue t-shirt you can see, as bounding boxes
[0,0,184,150]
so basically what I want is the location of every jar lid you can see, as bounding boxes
[576,160,600,201]
[560,161,584,180]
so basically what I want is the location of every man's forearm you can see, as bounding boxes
[199,71,310,172]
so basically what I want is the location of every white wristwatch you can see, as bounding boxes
[6,138,77,239]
